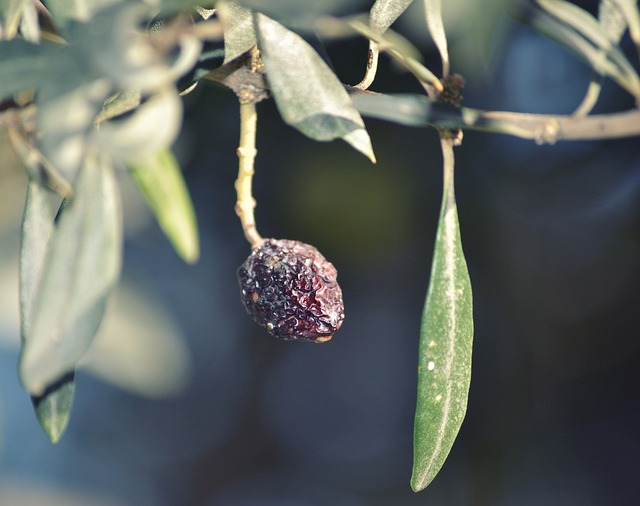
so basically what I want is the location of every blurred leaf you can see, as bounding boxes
[79,282,191,398]
[255,13,375,162]
[82,3,202,93]
[600,0,629,43]
[31,372,75,443]
[19,154,123,396]
[20,178,54,342]
[573,0,631,115]
[537,0,612,49]
[0,0,26,39]
[37,48,112,183]
[370,0,414,34]
[128,148,200,264]
[240,0,364,26]
[19,0,39,42]
[218,0,257,63]
[44,0,118,27]
[93,88,182,161]
[0,39,50,99]
[423,0,449,76]
[19,175,73,444]
[524,4,640,99]
[411,139,473,492]
[609,0,640,50]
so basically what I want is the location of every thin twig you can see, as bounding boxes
[235,100,263,248]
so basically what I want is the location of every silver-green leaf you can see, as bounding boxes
[20,178,75,444]
[19,153,123,397]
[0,39,50,99]
[255,13,376,162]
[31,372,75,444]
[411,138,473,492]
[128,148,200,264]
[423,0,449,76]
[218,0,257,64]
[370,0,414,35]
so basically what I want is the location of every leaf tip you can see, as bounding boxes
[31,372,75,444]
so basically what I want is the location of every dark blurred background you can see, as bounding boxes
[1,0,640,504]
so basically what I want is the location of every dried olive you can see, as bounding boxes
[237,239,344,342]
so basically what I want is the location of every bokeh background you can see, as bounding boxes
[1,0,639,504]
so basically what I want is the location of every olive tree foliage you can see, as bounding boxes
[1,0,640,492]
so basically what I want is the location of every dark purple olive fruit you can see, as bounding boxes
[237,239,344,342]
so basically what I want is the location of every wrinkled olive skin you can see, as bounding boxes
[237,239,344,342]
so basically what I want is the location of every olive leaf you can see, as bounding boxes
[0,39,50,99]
[255,13,376,162]
[128,148,200,264]
[31,373,75,444]
[218,0,257,63]
[370,0,415,35]
[423,0,449,76]
[20,178,76,443]
[574,0,630,115]
[525,0,640,99]
[411,139,473,492]
[19,153,123,397]
[0,0,28,39]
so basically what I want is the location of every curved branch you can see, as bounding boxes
[348,88,640,143]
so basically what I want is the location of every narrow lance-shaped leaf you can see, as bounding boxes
[423,0,449,76]
[20,153,123,397]
[128,148,200,264]
[20,178,76,443]
[411,138,473,492]
[254,13,376,162]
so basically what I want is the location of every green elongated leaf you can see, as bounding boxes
[423,0,449,76]
[0,39,50,99]
[412,139,473,492]
[31,372,75,444]
[20,179,76,443]
[255,13,375,162]
[370,0,414,34]
[218,0,257,63]
[128,148,200,264]
[19,153,123,397]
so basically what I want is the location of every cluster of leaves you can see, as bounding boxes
[1,0,639,493]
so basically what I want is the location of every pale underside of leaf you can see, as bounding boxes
[411,138,473,492]
[370,0,415,35]
[254,13,376,162]
[19,154,123,396]
[423,0,449,77]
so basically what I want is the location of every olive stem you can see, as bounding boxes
[355,40,380,90]
[235,100,264,248]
